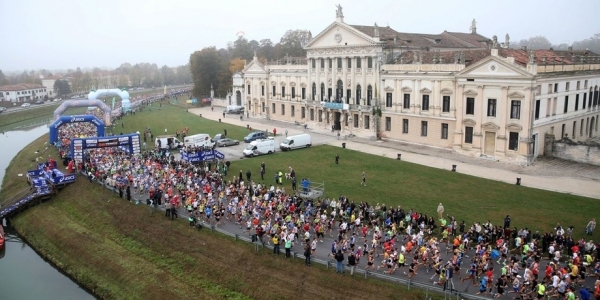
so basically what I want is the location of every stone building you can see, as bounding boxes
[235,7,600,165]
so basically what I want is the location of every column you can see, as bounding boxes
[331,57,336,101]
[324,58,329,101]
[454,84,465,146]
[361,56,367,105]
[414,80,421,114]
[475,85,484,150]
[351,56,356,105]
[433,80,441,116]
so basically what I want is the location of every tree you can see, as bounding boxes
[258,39,276,61]
[572,33,600,54]
[189,47,228,98]
[517,36,552,50]
[229,58,245,74]
[279,29,311,57]
[230,36,253,61]
[53,79,71,97]
[0,70,9,86]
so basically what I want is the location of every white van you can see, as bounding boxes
[280,134,312,151]
[242,137,276,157]
[155,135,182,150]
[184,133,215,148]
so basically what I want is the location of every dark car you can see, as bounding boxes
[226,107,245,114]
[34,100,44,105]
[244,131,266,143]
[216,138,240,147]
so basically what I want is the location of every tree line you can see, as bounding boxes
[516,33,600,53]
[189,29,311,98]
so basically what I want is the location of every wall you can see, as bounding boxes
[553,142,600,166]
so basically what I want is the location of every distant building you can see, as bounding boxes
[234,7,600,165]
[0,83,48,102]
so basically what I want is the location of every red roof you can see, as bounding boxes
[0,83,45,91]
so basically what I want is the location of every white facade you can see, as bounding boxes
[234,8,600,165]
[0,84,48,102]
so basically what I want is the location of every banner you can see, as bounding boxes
[180,149,225,163]
[202,98,212,103]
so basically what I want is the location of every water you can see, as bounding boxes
[0,125,94,300]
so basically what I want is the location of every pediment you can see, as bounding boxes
[401,86,412,93]
[507,91,525,99]
[420,87,432,94]
[271,81,276,86]
[300,82,307,88]
[482,122,500,131]
[457,56,532,78]
[506,123,523,131]
[243,60,267,73]
[440,88,453,95]
[280,82,286,86]
[305,22,377,49]
[384,86,394,92]
[290,82,296,87]
[463,89,478,96]
[463,118,476,126]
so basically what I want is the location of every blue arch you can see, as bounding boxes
[49,115,105,145]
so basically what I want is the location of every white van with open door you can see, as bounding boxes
[155,135,182,150]
[242,137,276,157]
[280,134,311,151]
[183,133,215,148]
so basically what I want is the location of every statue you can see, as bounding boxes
[335,4,343,18]
[505,33,510,48]
[470,19,477,34]
[374,22,380,37]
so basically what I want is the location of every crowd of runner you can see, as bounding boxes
[51,100,600,299]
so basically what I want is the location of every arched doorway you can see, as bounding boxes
[367,85,373,106]
[591,117,596,138]
[235,91,241,106]
[336,80,343,102]
[320,83,325,101]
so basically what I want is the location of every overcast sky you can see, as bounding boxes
[1,0,598,72]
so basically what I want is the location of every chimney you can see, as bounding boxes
[521,46,527,51]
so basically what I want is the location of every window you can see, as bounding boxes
[318,110,322,122]
[337,57,342,68]
[573,121,577,138]
[291,87,296,98]
[552,97,557,115]
[575,94,579,111]
[403,94,410,109]
[466,97,475,115]
[272,103,276,114]
[301,107,306,118]
[272,86,276,97]
[535,100,540,120]
[311,59,316,68]
[466,78,475,82]
[554,83,558,93]
[328,58,332,69]
[508,132,519,150]
[385,93,392,107]
[262,102,265,112]
[584,80,588,88]
[402,119,409,133]
[312,83,316,100]
[356,57,361,68]
[346,89,351,103]
[487,99,497,117]
[364,115,370,129]
[581,119,584,136]
[367,85,372,105]
[301,87,305,99]
[566,82,570,91]
[561,124,566,138]
[356,85,362,103]
[310,109,314,120]
[281,104,285,115]
[583,93,587,109]
[367,57,373,68]
[577,81,580,90]
[421,121,428,136]
[320,58,324,68]
[385,117,391,131]
[548,84,552,94]
[442,96,450,112]
[421,95,429,111]
[441,123,448,139]
[563,96,569,113]
[281,86,286,97]
[353,114,358,127]
[546,99,551,117]
[464,127,473,144]
[291,105,295,117]
[261,85,265,96]
[320,83,325,101]
[247,84,251,94]
[510,100,521,119]
[347,58,351,68]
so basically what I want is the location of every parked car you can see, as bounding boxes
[216,138,240,147]
[34,100,44,105]
[0,107,6,113]
[226,107,244,114]
[21,103,31,107]
[244,131,267,143]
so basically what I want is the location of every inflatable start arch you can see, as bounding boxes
[49,115,105,145]
[54,99,112,126]
[87,89,131,112]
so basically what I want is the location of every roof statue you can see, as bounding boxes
[335,4,343,18]
[470,19,477,34]
[505,33,510,48]
[374,22,380,37]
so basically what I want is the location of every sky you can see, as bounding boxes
[1,0,598,73]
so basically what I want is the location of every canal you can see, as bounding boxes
[0,125,94,300]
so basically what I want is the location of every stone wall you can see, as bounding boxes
[552,141,600,166]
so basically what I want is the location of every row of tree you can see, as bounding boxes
[516,33,600,53]
[190,30,311,98]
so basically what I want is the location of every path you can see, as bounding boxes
[190,107,600,199]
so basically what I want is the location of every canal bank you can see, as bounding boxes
[0,125,94,300]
